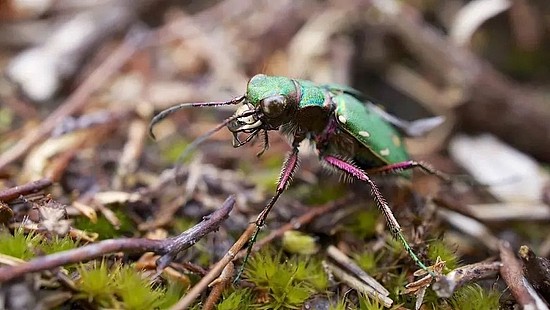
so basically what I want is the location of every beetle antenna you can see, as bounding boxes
[149,95,245,140]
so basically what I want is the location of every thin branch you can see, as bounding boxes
[0,195,235,283]
[432,261,502,297]
[203,262,234,310]
[519,245,550,304]
[0,178,53,202]
[170,223,257,310]
[499,241,548,309]
[324,261,393,307]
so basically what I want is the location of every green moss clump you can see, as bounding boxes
[218,288,253,310]
[244,248,328,309]
[449,284,500,310]
[76,260,116,306]
[345,209,380,240]
[329,299,347,310]
[0,228,41,260]
[75,260,186,309]
[115,266,164,310]
[358,294,385,310]
[427,239,459,271]
[39,234,79,254]
[353,250,380,275]
[157,281,188,309]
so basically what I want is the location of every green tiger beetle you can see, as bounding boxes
[149,74,449,276]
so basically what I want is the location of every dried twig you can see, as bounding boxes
[326,245,389,296]
[519,245,550,304]
[432,261,502,297]
[324,261,393,307]
[0,178,52,203]
[203,262,234,310]
[171,223,257,310]
[0,196,235,283]
[499,241,549,309]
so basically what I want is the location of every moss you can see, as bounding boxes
[329,299,347,310]
[39,234,79,255]
[74,260,188,309]
[385,271,409,305]
[344,208,380,240]
[353,250,381,276]
[244,248,328,309]
[449,284,500,310]
[76,260,116,306]
[357,294,385,310]
[157,281,188,309]
[217,288,253,310]
[427,239,459,271]
[115,265,164,310]
[0,228,41,260]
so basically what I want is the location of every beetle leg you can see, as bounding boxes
[256,145,299,226]
[323,155,433,275]
[236,144,301,281]
[366,160,451,183]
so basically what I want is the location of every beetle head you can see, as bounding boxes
[227,75,299,147]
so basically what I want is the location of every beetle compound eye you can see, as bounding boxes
[260,95,286,118]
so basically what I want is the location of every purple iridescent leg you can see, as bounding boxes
[236,146,300,281]
[323,155,432,274]
[255,146,299,226]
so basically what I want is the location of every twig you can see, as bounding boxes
[203,262,234,310]
[499,241,548,309]
[432,261,502,297]
[0,178,52,202]
[326,245,389,296]
[170,223,257,310]
[0,196,235,283]
[324,260,393,307]
[519,245,550,303]
[0,28,150,172]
